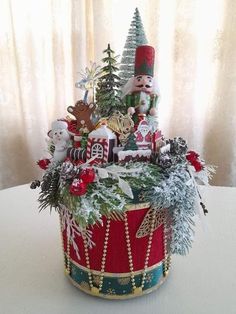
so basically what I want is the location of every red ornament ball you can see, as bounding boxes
[79,168,96,184]
[70,179,87,196]
[37,158,50,170]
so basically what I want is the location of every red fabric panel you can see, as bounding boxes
[63,207,164,273]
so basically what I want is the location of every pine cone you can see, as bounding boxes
[41,173,52,192]
[60,161,80,182]
[30,180,41,189]
[167,137,188,156]
[157,154,172,169]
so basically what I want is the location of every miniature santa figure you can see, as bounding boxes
[122,45,159,124]
[134,119,152,150]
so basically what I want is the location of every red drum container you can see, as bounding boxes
[60,203,171,299]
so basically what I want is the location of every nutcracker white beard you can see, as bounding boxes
[136,91,150,114]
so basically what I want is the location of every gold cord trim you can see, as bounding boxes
[65,254,166,277]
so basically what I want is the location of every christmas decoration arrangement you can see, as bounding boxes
[31,9,214,299]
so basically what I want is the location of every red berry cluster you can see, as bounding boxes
[186,151,203,172]
[37,158,51,170]
[69,168,96,196]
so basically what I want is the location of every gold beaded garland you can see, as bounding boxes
[59,213,71,275]
[163,219,170,276]
[82,217,111,294]
[124,208,156,294]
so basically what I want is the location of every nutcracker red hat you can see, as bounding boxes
[134,45,155,77]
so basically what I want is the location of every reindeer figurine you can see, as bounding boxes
[67,100,96,132]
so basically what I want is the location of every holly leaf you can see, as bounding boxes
[97,168,109,179]
[118,177,133,199]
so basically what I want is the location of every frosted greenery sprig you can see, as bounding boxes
[146,163,197,255]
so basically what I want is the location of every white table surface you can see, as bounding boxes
[0,184,236,314]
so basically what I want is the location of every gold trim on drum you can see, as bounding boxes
[125,203,150,211]
[66,273,169,300]
[65,254,165,277]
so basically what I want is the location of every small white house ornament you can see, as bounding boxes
[86,125,117,163]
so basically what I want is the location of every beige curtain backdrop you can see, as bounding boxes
[0,0,235,189]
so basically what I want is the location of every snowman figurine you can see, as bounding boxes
[122,45,159,125]
[48,120,71,162]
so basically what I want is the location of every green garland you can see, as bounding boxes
[38,161,161,226]
[37,158,211,255]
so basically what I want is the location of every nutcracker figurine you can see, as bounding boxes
[122,45,159,124]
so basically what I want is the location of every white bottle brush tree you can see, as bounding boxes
[119,8,148,87]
